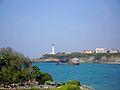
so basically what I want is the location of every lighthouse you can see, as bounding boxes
[50,44,55,54]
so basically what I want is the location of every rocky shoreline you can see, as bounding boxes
[32,53,120,65]
[0,84,94,90]
[81,84,94,90]
[32,57,120,65]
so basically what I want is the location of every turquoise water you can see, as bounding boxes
[32,63,120,90]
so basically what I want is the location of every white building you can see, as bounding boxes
[96,48,119,53]
[109,48,119,53]
[82,50,95,53]
[50,44,55,54]
[96,48,108,53]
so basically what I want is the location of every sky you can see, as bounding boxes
[0,0,120,58]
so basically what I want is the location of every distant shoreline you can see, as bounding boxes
[32,53,120,65]
[32,61,120,65]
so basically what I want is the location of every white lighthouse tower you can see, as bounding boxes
[50,44,55,54]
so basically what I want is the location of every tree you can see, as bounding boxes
[0,47,31,86]
[32,66,53,84]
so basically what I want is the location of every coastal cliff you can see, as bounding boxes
[32,53,120,64]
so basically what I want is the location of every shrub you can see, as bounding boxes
[57,84,81,90]
[66,80,81,86]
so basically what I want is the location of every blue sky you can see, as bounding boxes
[0,0,120,58]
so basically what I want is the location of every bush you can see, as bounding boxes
[57,84,81,90]
[32,66,53,85]
[67,80,81,86]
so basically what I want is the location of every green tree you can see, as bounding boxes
[0,47,31,86]
[32,66,53,84]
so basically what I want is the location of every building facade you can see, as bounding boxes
[82,50,95,53]
[96,48,108,53]
[109,48,119,53]
[96,48,119,53]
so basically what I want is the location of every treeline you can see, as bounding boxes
[42,52,120,59]
[42,52,120,63]
[0,47,52,87]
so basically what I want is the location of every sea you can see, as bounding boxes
[32,62,120,90]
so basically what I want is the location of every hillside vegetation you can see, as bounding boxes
[35,52,120,64]
[0,47,52,87]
